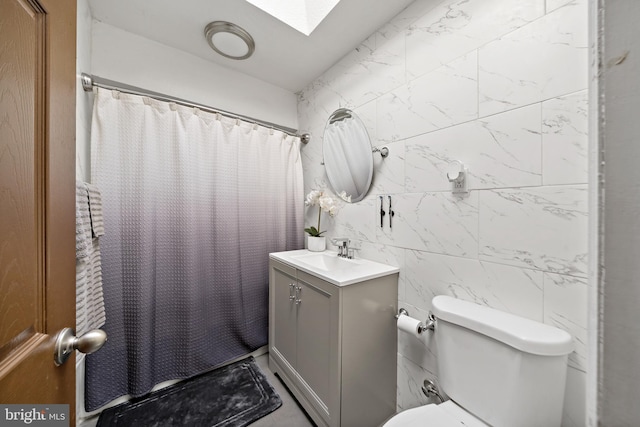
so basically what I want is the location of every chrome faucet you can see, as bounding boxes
[330,237,351,258]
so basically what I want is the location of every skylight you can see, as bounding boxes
[246,0,342,36]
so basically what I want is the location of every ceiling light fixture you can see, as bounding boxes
[204,21,255,60]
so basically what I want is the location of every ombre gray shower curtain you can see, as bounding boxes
[85,88,304,411]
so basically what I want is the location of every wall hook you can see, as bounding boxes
[446,160,468,194]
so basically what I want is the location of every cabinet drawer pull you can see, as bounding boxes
[289,283,295,301]
[295,285,302,304]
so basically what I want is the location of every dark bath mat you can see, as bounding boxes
[97,356,282,427]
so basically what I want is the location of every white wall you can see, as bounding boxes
[297,0,589,425]
[91,21,298,129]
[74,20,300,180]
[76,0,93,182]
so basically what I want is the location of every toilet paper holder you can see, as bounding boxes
[395,308,436,332]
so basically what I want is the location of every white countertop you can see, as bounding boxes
[270,249,399,286]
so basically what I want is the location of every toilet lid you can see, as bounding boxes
[383,402,487,427]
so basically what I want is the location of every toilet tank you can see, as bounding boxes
[431,296,573,427]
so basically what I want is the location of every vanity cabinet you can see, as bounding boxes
[269,255,398,427]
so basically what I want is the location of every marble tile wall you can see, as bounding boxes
[296,0,588,425]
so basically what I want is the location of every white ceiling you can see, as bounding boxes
[245,0,342,36]
[87,0,416,93]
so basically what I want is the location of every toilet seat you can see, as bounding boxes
[383,401,487,427]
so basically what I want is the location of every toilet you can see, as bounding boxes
[385,295,574,427]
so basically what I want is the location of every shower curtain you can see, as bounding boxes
[85,88,304,411]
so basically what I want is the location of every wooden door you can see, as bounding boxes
[0,0,77,422]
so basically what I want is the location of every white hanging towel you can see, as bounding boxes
[75,181,106,360]
[85,183,105,237]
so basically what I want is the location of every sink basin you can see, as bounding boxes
[289,252,362,272]
[270,249,399,286]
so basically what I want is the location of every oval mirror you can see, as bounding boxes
[322,108,373,203]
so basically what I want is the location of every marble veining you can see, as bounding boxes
[397,354,437,411]
[546,0,575,13]
[369,140,406,195]
[406,0,545,80]
[377,192,479,258]
[405,103,542,193]
[354,101,378,143]
[542,90,589,185]
[544,273,588,372]
[356,241,406,299]
[404,250,544,321]
[478,0,588,116]
[479,186,588,276]
[330,197,377,243]
[377,52,478,142]
[318,29,405,109]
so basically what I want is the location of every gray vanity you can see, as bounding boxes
[268,249,399,427]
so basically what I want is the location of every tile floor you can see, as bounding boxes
[251,354,315,427]
[78,353,315,427]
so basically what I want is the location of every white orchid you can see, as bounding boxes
[318,194,338,216]
[305,189,323,206]
[304,189,342,237]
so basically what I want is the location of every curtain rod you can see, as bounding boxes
[80,73,310,144]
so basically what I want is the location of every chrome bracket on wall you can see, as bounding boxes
[395,308,409,319]
[300,133,311,144]
[422,379,444,403]
[395,308,436,333]
[373,146,390,158]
